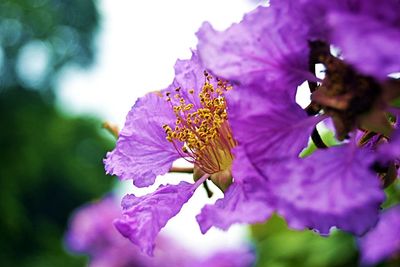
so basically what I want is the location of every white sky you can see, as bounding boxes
[57,0,259,126]
[57,0,260,257]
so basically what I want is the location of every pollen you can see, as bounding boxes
[163,72,236,174]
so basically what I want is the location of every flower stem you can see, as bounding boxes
[169,166,194,173]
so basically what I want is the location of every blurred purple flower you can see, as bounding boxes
[191,249,255,267]
[66,197,121,255]
[65,197,255,267]
[65,197,191,267]
[359,205,400,265]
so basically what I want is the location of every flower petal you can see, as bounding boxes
[104,92,182,187]
[196,6,310,86]
[359,205,400,265]
[329,12,400,79]
[379,127,400,162]
[227,83,322,166]
[265,144,385,235]
[196,148,274,233]
[104,52,210,187]
[170,51,206,107]
[114,182,195,256]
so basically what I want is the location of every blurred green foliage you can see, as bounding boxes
[383,180,400,209]
[0,0,98,91]
[0,87,114,266]
[391,97,400,108]
[300,130,339,158]
[0,0,112,265]
[251,215,359,267]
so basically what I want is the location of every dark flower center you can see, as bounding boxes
[308,41,397,141]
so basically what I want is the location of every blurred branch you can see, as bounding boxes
[102,122,119,139]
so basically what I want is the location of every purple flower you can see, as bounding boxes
[195,0,399,236]
[359,205,400,265]
[105,52,273,254]
[105,52,226,188]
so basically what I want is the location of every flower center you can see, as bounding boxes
[314,55,382,140]
[162,72,237,175]
[308,41,396,141]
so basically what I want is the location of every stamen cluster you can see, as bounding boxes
[162,72,236,174]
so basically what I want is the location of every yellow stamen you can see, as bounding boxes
[164,73,236,174]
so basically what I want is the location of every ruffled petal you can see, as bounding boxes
[227,83,322,166]
[275,0,400,44]
[104,52,208,187]
[196,6,311,86]
[379,127,400,162]
[169,51,206,108]
[359,205,400,265]
[196,148,274,233]
[114,182,195,256]
[104,92,182,187]
[328,12,400,79]
[265,144,385,235]
[269,0,331,41]
[196,181,273,234]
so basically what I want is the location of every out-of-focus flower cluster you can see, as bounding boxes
[65,197,255,267]
[104,0,400,265]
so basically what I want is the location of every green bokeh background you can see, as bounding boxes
[0,1,114,266]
